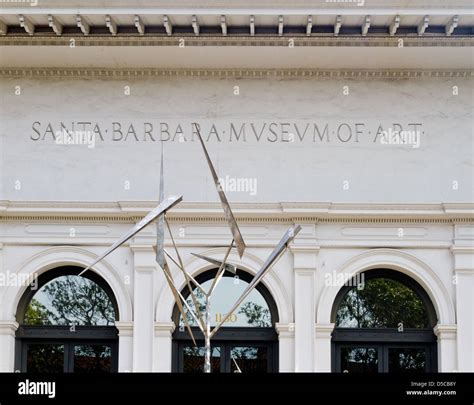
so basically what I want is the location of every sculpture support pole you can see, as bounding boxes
[204,296,212,373]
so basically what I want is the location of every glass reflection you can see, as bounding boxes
[388,348,426,373]
[26,344,64,373]
[341,347,378,373]
[24,276,116,326]
[230,346,268,373]
[183,346,221,373]
[179,276,271,328]
[336,278,429,328]
[74,345,112,373]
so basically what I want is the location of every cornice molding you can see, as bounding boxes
[0,201,473,224]
[0,67,472,79]
[0,36,472,48]
[1,1,472,12]
[4,216,474,224]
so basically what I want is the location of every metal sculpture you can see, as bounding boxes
[81,123,301,373]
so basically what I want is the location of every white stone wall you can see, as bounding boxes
[0,73,472,373]
[0,75,472,202]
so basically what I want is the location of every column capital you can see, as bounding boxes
[135,266,155,274]
[275,322,295,338]
[315,323,335,338]
[154,322,175,337]
[450,246,474,254]
[433,324,457,339]
[289,244,320,255]
[0,321,19,335]
[130,244,155,253]
[131,244,156,270]
[450,245,474,273]
[115,321,133,337]
[291,244,319,271]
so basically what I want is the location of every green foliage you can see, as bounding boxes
[238,302,271,327]
[24,298,56,326]
[336,278,429,328]
[24,276,115,326]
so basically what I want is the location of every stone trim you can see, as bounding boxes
[0,68,472,79]
[450,246,474,254]
[130,244,155,253]
[275,322,295,337]
[0,321,19,336]
[433,324,457,339]
[115,321,134,337]
[0,215,472,224]
[315,323,335,338]
[154,322,175,337]
[0,36,472,48]
[0,201,472,224]
[289,245,320,254]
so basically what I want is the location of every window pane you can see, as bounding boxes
[388,348,426,373]
[74,344,113,373]
[336,278,430,328]
[27,344,64,373]
[179,276,272,328]
[183,346,221,373]
[230,346,268,373]
[24,275,116,326]
[340,347,378,373]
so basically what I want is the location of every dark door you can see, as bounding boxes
[334,342,436,373]
[177,340,276,373]
[19,339,118,373]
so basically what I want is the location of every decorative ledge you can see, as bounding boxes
[115,322,133,336]
[0,200,473,224]
[315,323,336,337]
[0,321,20,335]
[433,324,457,338]
[0,36,472,48]
[0,68,472,79]
[154,322,176,337]
[275,323,295,337]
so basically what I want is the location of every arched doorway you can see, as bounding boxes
[15,266,119,373]
[172,268,279,373]
[331,269,438,373]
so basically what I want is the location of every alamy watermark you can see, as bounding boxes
[0,270,38,289]
[55,130,95,148]
[325,0,365,7]
[324,271,365,289]
[18,380,55,399]
[0,0,38,6]
[380,128,421,149]
[217,175,258,196]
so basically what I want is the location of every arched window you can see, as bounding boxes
[15,266,119,373]
[172,269,279,373]
[331,269,438,373]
